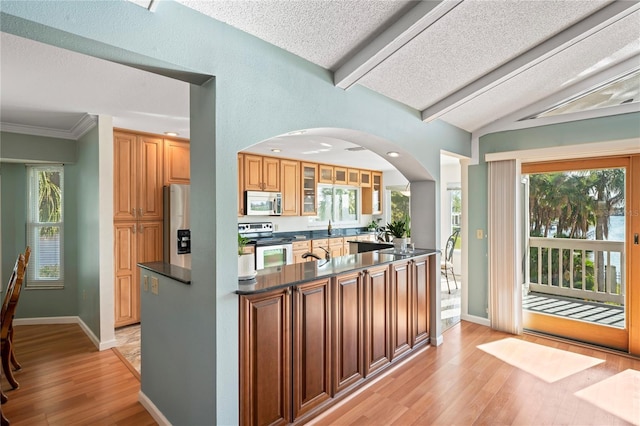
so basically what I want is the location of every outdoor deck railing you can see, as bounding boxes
[527,237,624,305]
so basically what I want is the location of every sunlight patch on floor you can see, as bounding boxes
[575,369,640,425]
[477,337,604,383]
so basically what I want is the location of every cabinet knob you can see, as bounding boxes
[139,224,144,232]
[286,288,292,296]
[139,208,143,217]
[132,224,136,234]
[132,208,136,218]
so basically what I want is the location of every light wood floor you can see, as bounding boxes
[1,324,156,425]
[2,322,638,425]
[312,321,639,426]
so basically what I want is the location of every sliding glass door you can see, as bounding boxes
[521,156,636,352]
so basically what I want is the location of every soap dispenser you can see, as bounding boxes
[328,220,332,235]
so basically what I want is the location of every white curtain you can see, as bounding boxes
[488,159,523,334]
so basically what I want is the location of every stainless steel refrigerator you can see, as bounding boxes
[163,184,191,268]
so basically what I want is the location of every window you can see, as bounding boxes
[389,187,410,223]
[26,165,64,288]
[315,184,358,224]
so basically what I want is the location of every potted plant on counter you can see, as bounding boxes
[238,233,256,280]
[386,219,408,253]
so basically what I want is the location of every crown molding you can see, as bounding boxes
[0,113,97,140]
[71,114,98,139]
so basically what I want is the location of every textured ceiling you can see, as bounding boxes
[358,0,610,110]
[1,0,639,153]
[442,10,640,131]
[176,0,417,70]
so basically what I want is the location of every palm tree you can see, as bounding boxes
[590,169,625,291]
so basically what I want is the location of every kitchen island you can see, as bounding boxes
[237,248,437,425]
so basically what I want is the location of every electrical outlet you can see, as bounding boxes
[476,229,484,239]
[143,275,149,292]
[151,277,159,295]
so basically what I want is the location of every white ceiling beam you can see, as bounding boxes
[421,1,640,123]
[334,0,462,90]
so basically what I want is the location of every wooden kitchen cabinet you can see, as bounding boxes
[239,279,332,425]
[363,265,391,376]
[362,171,383,215]
[244,153,280,192]
[114,131,164,222]
[280,159,300,216]
[332,271,364,395]
[301,162,317,216]
[318,164,347,185]
[163,138,190,184]
[390,261,412,360]
[347,169,360,186]
[411,255,430,346]
[240,288,292,426]
[359,170,371,188]
[372,172,383,214]
[293,279,332,419]
[328,237,344,259]
[292,240,311,263]
[114,223,137,328]
[311,239,329,260]
[238,153,244,216]
[114,221,162,327]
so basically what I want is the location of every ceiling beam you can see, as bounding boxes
[474,55,640,137]
[334,0,462,90]
[420,1,640,123]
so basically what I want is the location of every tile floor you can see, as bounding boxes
[441,274,461,331]
[115,323,141,374]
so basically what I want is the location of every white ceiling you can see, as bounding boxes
[1,0,639,171]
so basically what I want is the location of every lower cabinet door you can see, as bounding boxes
[333,272,364,395]
[364,265,391,376]
[293,279,332,419]
[412,256,430,346]
[390,261,412,360]
[114,222,137,328]
[240,289,291,426]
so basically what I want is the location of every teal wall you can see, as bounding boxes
[0,131,77,163]
[0,132,80,318]
[1,163,27,285]
[0,1,472,425]
[467,112,640,320]
[67,126,101,335]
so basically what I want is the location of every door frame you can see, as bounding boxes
[521,155,637,354]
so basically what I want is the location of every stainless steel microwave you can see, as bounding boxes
[244,191,282,216]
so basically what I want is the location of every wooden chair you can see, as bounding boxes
[1,248,30,390]
[1,252,25,426]
[440,230,459,294]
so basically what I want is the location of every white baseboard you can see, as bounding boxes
[14,316,78,326]
[13,316,115,351]
[461,313,491,327]
[430,335,444,346]
[139,391,171,426]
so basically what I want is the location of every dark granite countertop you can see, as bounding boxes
[138,262,191,284]
[271,228,377,241]
[237,248,437,295]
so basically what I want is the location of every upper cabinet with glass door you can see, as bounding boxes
[319,164,347,185]
[301,162,318,216]
[362,171,383,215]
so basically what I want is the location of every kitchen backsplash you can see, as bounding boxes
[238,214,380,233]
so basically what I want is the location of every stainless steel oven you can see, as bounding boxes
[238,221,294,270]
[255,243,293,270]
